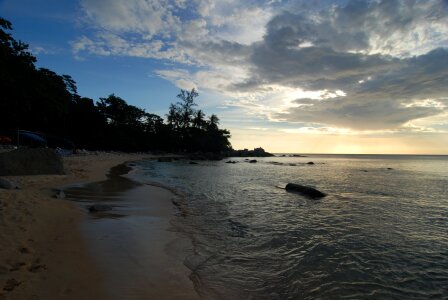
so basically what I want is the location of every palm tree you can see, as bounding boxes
[208,114,220,130]
[192,109,206,129]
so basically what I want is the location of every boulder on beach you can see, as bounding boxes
[249,159,257,163]
[306,162,315,165]
[0,148,65,176]
[285,183,326,199]
[0,178,21,189]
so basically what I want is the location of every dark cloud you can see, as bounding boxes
[274,48,448,130]
[231,0,448,130]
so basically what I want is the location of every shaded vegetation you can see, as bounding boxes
[0,18,231,153]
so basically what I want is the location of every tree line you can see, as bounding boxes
[0,18,231,153]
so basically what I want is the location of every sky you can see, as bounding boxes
[1,0,448,154]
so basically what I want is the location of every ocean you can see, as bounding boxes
[128,154,448,299]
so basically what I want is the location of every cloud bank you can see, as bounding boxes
[73,0,448,132]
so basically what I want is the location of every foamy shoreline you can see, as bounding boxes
[0,152,163,299]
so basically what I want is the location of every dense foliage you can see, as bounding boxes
[0,18,231,153]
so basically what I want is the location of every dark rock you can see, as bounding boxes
[88,205,113,213]
[387,167,393,170]
[0,178,21,190]
[285,183,326,199]
[249,159,257,163]
[226,160,237,164]
[306,162,315,165]
[0,148,65,176]
[54,190,66,199]
[189,161,198,165]
[157,157,173,162]
[292,154,307,157]
[227,147,274,157]
[289,163,297,166]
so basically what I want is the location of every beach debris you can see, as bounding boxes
[28,263,46,273]
[3,278,21,291]
[88,204,113,213]
[0,178,21,190]
[285,183,326,199]
[249,159,257,163]
[0,148,65,176]
[306,162,315,165]
[54,190,66,199]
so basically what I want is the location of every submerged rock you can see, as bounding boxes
[285,183,326,199]
[157,157,173,162]
[88,204,113,213]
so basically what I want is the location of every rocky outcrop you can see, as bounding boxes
[0,148,65,176]
[227,147,274,157]
[285,183,326,199]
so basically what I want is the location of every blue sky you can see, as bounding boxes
[2,0,448,153]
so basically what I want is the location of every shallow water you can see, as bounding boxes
[131,155,448,299]
[65,166,198,299]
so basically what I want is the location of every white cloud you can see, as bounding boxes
[72,0,448,134]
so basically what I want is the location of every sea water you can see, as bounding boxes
[130,155,448,299]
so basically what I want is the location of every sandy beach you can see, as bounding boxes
[0,152,196,299]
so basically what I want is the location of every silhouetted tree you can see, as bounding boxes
[193,109,206,129]
[0,17,232,154]
[176,88,198,129]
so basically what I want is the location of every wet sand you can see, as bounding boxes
[65,165,198,299]
[0,153,195,299]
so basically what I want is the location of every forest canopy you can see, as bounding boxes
[0,17,231,153]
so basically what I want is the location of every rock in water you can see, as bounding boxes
[0,178,21,189]
[285,183,326,199]
[88,205,113,213]
[0,148,65,176]
[157,157,173,162]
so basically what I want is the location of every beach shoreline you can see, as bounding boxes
[0,152,192,299]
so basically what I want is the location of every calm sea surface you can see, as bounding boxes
[130,155,448,299]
